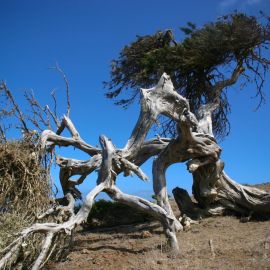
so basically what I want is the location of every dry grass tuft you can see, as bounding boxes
[0,139,51,215]
[0,138,55,268]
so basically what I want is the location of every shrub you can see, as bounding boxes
[85,199,153,228]
[0,138,52,265]
[0,139,51,215]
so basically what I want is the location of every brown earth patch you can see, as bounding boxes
[46,187,270,270]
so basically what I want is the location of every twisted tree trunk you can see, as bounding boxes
[172,102,270,219]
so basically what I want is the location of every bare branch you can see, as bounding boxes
[51,89,60,125]
[0,82,29,133]
[62,115,81,140]
[41,130,101,156]
[0,125,7,142]
[32,232,54,270]
[120,157,148,181]
[50,63,71,118]
[213,62,245,101]
[45,105,60,128]
[24,89,51,130]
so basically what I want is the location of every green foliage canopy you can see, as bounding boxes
[105,13,270,138]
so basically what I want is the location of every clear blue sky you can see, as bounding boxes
[1,0,270,200]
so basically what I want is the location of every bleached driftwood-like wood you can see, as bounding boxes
[170,84,270,217]
[32,232,54,270]
[56,155,102,198]
[41,130,100,156]
[37,193,75,220]
[1,72,270,270]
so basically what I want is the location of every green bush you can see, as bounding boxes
[85,199,153,228]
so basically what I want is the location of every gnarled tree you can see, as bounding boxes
[1,72,270,269]
[1,13,270,270]
[105,12,270,218]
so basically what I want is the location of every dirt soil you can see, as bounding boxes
[47,185,270,270]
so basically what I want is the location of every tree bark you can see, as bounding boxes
[172,101,270,219]
[192,170,270,216]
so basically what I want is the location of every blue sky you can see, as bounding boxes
[1,0,270,200]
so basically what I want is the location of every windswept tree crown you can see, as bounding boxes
[105,12,270,138]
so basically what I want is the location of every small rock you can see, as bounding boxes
[141,230,152,238]
[81,248,90,254]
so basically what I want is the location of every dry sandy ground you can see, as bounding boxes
[47,185,270,270]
